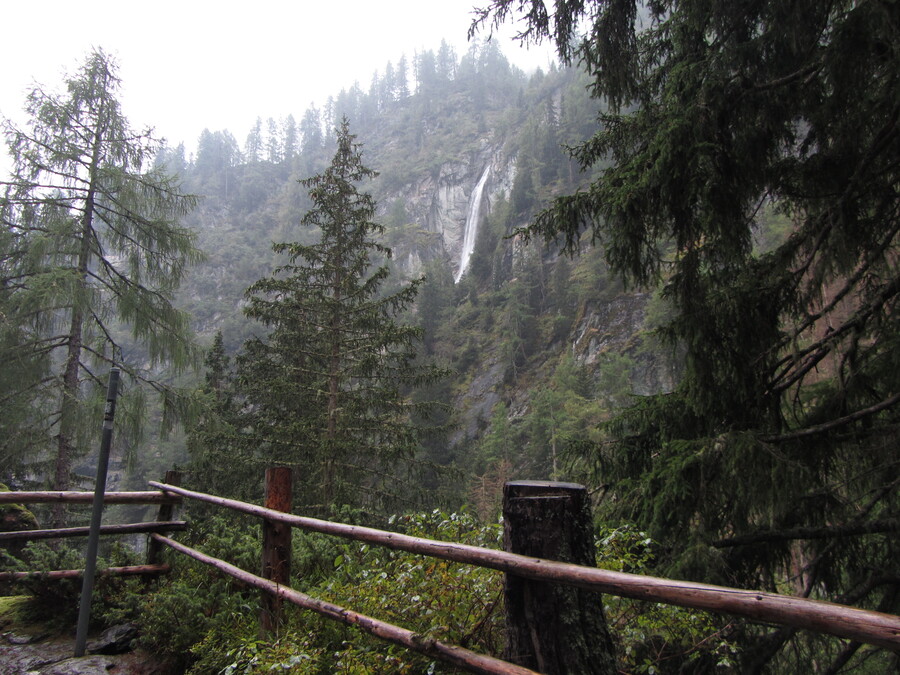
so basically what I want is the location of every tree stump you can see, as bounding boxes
[503,480,616,674]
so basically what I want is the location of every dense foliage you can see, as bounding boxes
[132,511,745,674]
[4,8,897,670]
[476,0,900,670]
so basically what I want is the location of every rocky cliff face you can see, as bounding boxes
[381,140,515,278]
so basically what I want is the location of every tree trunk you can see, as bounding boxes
[260,466,292,635]
[52,116,104,527]
[503,480,616,675]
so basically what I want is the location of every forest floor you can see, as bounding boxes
[0,596,176,675]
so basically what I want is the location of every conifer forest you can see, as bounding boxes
[1,1,898,672]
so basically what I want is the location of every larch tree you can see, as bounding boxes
[475,1,899,670]
[0,49,202,515]
[239,118,446,514]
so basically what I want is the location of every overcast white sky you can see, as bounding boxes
[0,0,555,162]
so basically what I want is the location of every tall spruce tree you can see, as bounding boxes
[240,118,445,514]
[0,50,201,508]
[184,331,260,501]
[476,1,900,669]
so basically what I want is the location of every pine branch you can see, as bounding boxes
[761,392,900,442]
[713,519,900,548]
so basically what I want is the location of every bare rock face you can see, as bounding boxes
[33,655,116,675]
[380,143,512,277]
[0,632,81,675]
[0,629,175,675]
[572,294,650,366]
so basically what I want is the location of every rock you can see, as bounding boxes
[6,631,49,644]
[87,622,138,654]
[39,655,115,675]
[0,629,175,675]
[0,638,72,675]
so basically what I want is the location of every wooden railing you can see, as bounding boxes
[145,472,899,674]
[0,474,185,582]
[3,471,898,674]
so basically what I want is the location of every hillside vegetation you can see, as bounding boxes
[2,2,898,671]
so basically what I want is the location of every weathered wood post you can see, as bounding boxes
[503,480,616,675]
[146,469,181,566]
[260,467,292,636]
[74,367,120,657]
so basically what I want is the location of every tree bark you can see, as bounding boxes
[502,480,616,675]
[260,467,292,635]
[53,113,104,527]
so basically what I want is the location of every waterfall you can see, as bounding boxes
[454,164,491,283]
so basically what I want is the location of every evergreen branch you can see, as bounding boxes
[769,274,900,395]
[713,519,900,548]
[0,374,58,406]
[750,61,823,92]
[768,218,900,385]
[87,306,123,354]
[761,392,900,442]
[822,642,863,675]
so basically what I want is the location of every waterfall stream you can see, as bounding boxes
[454,164,491,283]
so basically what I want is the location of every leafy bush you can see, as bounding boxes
[207,509,504,674]
[5,540,144,631]
[138,514,262,670]
[140,511,743,674]
[321,510,504,663]
[596,525,739,673]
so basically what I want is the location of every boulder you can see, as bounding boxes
[87,622,138,655]
[38,655,116,675]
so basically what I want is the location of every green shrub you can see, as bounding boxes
[6,541,143,631]
[316,509,504,670]
[596,525,739,673]
[206,509,503,674]
[140,511,743,673]
[138,514,262,670]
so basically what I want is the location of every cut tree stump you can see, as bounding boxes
[503,480,616,675]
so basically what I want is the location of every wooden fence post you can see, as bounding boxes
[502,480,616,675]
[147,470,181,566]
[260,467,292,636]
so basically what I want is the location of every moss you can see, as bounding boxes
[0,484,39,561]
[0,488,39,532]
[0,596,34,633]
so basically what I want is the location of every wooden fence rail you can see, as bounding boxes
[0,491,181,505]
[0,565,170,582]
[148,480,900,652]
[0,521,187,542]
[4,477,897,673]
[0,485,182,576]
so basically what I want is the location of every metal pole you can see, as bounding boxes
[74,368,120,657]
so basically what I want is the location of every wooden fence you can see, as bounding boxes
[0,471,184,581]
[2,470,898,674]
